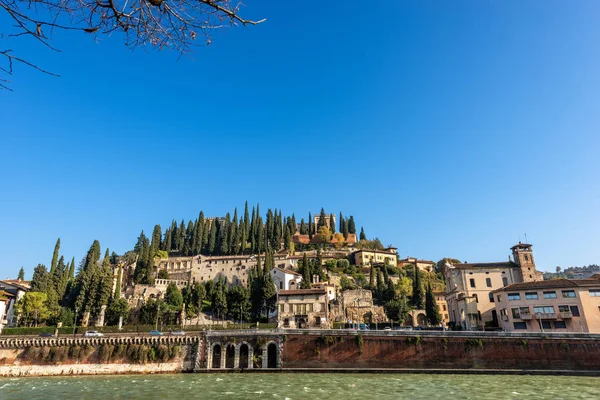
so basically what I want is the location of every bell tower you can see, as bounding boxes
[511,242,537,282]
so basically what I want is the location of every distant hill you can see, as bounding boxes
[543,264,600,280]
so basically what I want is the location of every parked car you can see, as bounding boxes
[171,330,185,336]
[149,330,163,336]
[383,327,392,331]
[84,330,104,337]
[39,332,54,337]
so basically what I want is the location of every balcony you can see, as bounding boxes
[534,312,557,319]
[520,314,533,320]
[560,311,573,319]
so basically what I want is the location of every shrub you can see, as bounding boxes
[50,346,68,363]
[356,334,364,354]
[156,345,170,363]
[406,336,421,346]
[68,345,81,360]
[465,338,484,350]
[98,344,114,363]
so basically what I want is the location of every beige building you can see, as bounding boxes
[434,291,449,324]
[399,257,436,273]
[493,275,600,333]
[444,243,543,330]
[353,248,398,267]
[277,288,330,329]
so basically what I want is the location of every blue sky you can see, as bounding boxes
[1,1,599,278]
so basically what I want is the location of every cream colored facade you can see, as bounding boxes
[434,292,449,324]
[353,248,398,267]
[444,243,542,330]
[399,257,436,273]
[277,288,330,329]
[493,276,600,333]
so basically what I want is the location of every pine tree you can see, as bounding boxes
[17,267,25,280]
[31,264,50,292]
[348,216,356,234]
[360,227,366,241]
[425,283,442,326]
[50,238,60,273]
[411,267,425,309]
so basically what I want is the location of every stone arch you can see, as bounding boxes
[211,343,222,369]
[404,314,414,327]
[239,342,250,369]
[267,342,278,369]
[416,313,427,326]
[225,343,236,368]
[253,345,263,369]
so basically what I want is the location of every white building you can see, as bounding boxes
[0,280,30,329]
[270,267,302,292]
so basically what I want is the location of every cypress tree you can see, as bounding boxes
[342,218,349,239]
[177,220,186,251]
[243,201,250,243]
[230,208,238,255]
[236,217,245,254]
[369,265,376,288]
[50,238,60,274]
[301,253,311,288]
[411,267,425,309]
[207,219,217,254]
[169,220,178,251]
[192,213,203,255]
[114,267,122,299]
[31,264,50,292]
[425,283,442,326]
[219,215,230,255]
[257,217,265,253]
[69,257,75,280]
[360,227,366,241]
[17,267,25,280]
[348,216,356,234]
[339,212,344,236]
[291,213,297,234]
[329,214,336,233]
[299,219,307,235]
[318,208,327,228]
[151,225,162,255]
[308,212,313,240]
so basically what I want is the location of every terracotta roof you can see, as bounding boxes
[279,288,326,296]
[399,258,435,265]
[450,262,517,270]
[273,267,301,276]
[493,277,600,293]
[0,280,30,291]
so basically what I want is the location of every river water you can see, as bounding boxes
[0,373,598,399]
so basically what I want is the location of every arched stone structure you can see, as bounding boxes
[225,344,236,369]
[239,343,249,369]
[210,343,222,369]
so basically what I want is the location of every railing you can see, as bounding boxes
[520,314,533,320]
[535,313,557,319]
[560,311,573,319]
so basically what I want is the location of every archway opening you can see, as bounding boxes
[212,344,221,369]
[239,344,249,369]
[253,346,262,369]
[267,343,278,368]
[417,313,427,326]
[225,344,236,368]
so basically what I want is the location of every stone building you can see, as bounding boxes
[270,267,302,292]
[434,291,449,324]
[493,274,600,333]
[0,280,29,328]
[313,213,336,233]
[444,243,544,330]
[338,289,387,324]
[399,257,436,273]
[277,288,330,329]
[353,248,398,267]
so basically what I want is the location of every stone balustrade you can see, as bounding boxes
[0,335,199,349]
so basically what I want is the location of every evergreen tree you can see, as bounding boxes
[230,208,238,255]
[165,283,184,309]
[219,215,230,255]
[425,283,442,326]
[226,285,251,322]
[52,255,69,300]
[177,220,186,251]
[114,267,122,299]
[283,225,291,251]
[411,268,425,309]
[243,201,250,244]
[318,208,327,228]
[291,213,297,234]
[261,266,277,317]
[50,238,60,273]
[329,214,336,233]
[17,267,25,280]
[31,264,50,293]
[69,257,75,280]
[342,217,349,239]
[212,277,228,319]
[300,253,312,289]
[308,212,313,240]
[299,219,307,235]
[360,227,366,241]
[207,219,217,254]
[150,225,162,256]
[348,216,356,234]
[369,265,376,288]
[339,212,344,237]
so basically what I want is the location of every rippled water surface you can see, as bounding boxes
[1,373,598,399]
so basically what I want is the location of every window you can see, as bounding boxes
[473,294,478,303]
[562,290,576,298]
[525,292,538,300]
[543,291,557,299]
[470,279,476,288]
[570,306,580,317]
[541,321,552,329]
[508,293,521,301]
[511,308,521,318]
[554,321,567,329]
[497,295,502,302]
[502,277,508,286]
[489,293,494,303]
[519,307,530,316]
[280,282,283,290]
[588,289,600,297]
[533,306,555,314]
[513,321,527,329]
[486,278,492,288]
[558,305,570,312]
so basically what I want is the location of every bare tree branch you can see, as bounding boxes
[0,0,265,89]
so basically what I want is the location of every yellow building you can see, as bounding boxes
[493,275,600,333]
[353,247,398,267]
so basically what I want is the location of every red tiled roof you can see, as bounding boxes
[279,288,326,296]
[274,267,301,276]
[493,277,600,293]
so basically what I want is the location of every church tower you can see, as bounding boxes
[511,242,538,282]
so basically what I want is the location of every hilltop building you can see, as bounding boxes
[0,280,30,329]
[399,257,436,273]
[444,243,543,330]
[353,248,398,267]
[277,288,330,329]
